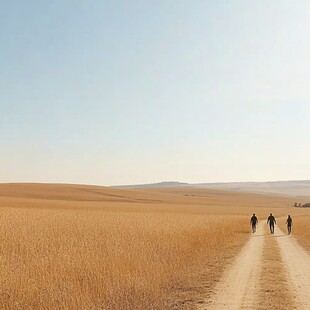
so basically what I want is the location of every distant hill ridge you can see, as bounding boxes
[114,181,190,188]
[114,180,310,197]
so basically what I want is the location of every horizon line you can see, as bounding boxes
[2,179,310,188]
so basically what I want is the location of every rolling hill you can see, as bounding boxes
[114,180,310,198]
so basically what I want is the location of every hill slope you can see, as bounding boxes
[114,180,310,197]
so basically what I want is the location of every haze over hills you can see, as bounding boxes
[114,181,190,188]
[114,180,310,198]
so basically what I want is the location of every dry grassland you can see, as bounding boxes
[278,212,310,252]
[0,184,298,309]
[0,208,247,309]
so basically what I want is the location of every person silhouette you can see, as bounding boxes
[267,213,276,234]
[286,215,293,235]
[250,213,258,233]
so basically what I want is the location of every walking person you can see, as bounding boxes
[286,215,293,235]
[250,213,258,233]
[267,213,276,234]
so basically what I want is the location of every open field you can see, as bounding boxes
[0,183,306,309]
[279,213,310,252]
[291,215,310,252]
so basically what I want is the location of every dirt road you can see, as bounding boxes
[198,221,310,310]
[275,227,310,309]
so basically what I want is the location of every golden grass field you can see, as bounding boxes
[279,213,310,252]
[0,183,308,309]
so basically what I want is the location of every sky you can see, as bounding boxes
[1,0,310,186]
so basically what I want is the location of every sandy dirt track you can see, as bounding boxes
[199,222,264,309]
[199,222,310,310]
[275,227,310,309]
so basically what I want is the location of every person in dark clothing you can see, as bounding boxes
[250,213,258,233]
[286,215,293,235]
[267,213,276,234]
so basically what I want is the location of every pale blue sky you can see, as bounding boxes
[1,0,310,185]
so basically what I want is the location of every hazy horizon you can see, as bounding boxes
[2,179,310,188]
[2,0,310,185]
